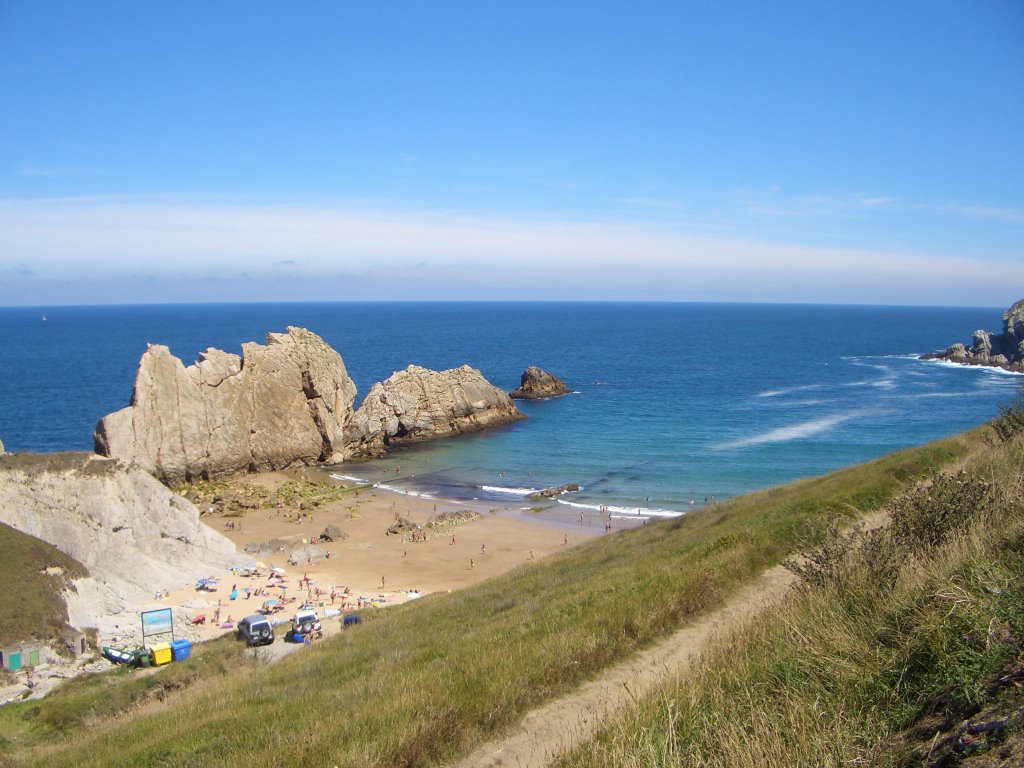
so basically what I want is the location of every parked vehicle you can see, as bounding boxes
[288,608,322,642]
[236,614,275,647]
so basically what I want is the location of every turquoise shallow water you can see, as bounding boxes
[0,302,1019,521]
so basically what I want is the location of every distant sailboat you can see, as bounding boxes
[41,315,47,321]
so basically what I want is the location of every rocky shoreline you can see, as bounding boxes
[921,298,1024,373]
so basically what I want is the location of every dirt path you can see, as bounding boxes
[448,564,798,768]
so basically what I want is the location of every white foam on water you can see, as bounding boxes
[330,473,366,484]
[555,498,683,518]
[479,485,539,496]
[372,482,435,500]
[920,358,1024,376]
[757,383,823,398]
[714,412,860,450]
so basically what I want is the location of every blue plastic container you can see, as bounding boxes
[170,639,191,662]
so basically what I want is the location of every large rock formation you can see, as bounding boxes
[0,452,243,633]
[345,364,526,457]
[509,366,572,400]
[94,327,357,484]
[922,299,1024,372]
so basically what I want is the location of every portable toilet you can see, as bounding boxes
[170,639,191,662]
[149,642,173,666]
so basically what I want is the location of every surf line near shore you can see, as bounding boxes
[330,470,688,524]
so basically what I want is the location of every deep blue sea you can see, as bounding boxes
[0,302,1019,522]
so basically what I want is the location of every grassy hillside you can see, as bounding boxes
[0,523,87,649]
[557,408,1024,767]
[0,429,978,767]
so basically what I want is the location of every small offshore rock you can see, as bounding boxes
[528,483,581,500]
[509,367,572,400]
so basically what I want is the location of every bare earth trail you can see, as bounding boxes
[449,507,893,768]
[447,564,798,768]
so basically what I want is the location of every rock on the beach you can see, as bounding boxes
[345,364,526,457]
[288,544,328,566]
[94,327,358,484]
[509,366,572,400]
[319,524,348,542]
[922,299,1024,372]
[0,452,243,634]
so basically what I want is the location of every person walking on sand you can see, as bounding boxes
[562,533,568,546]
[451,535,456,545]
[480,543,486,554]
[469,558,474,569]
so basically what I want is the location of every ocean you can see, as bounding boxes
[0,302,1019,522]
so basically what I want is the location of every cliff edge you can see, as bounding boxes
[0,452,242,637]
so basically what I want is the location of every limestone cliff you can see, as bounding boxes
[0,452,242,633]
[346,364,526,457]
[94,327,357,484]
[922,299,1024,372]
[509,366,572,400]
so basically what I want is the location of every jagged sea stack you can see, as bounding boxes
[94,327,358,484]
[921,298,1024,372]
[345,364,526,457]
[509,366,572,400]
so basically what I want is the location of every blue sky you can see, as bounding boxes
[1,1,1022,305]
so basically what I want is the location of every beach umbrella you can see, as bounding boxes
[263,598,280,606]
[271,567,286,575]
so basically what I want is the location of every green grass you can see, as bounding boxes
[0,523,87,649]
[0,430,978,767]
[555,430,1024,768]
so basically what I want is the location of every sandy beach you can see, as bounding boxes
[148,468,606,644]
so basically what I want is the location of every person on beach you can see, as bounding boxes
[562,534,568,546]
[480,544,486,554]
[469,558,474,569]
[451,535,456,545]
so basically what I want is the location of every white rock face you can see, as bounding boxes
[94,327,357,484]
[346,364,526,457]
[0,452,244,633]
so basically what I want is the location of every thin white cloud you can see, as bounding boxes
[0,196,1021,305]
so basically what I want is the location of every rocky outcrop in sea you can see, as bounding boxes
[345,364,526,457]
[509,366,572,400]
[94,327,358,484]
[921,299,1024,373]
